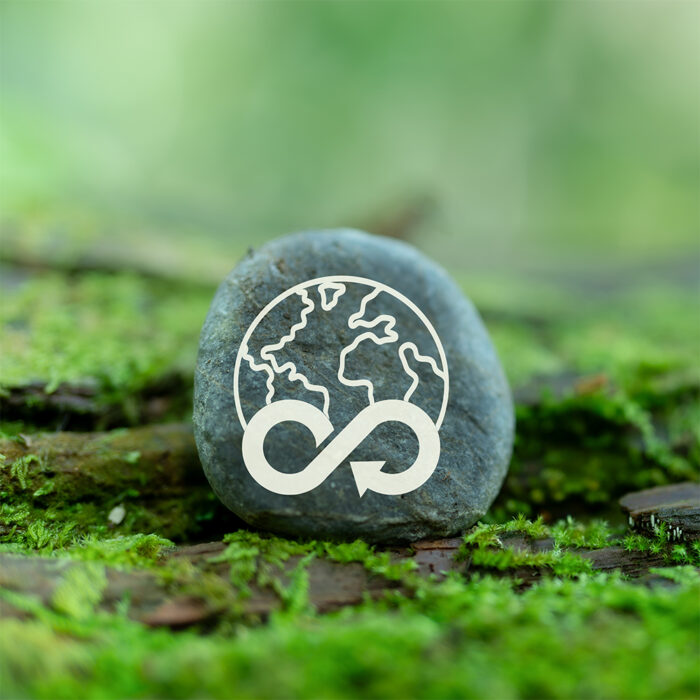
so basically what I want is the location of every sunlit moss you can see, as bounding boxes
[51,562,107,620]
[320,539,418,580]
[459,517,595,577]
[624,523,700,565]
[65,534,173,568]
[209,531,418,601]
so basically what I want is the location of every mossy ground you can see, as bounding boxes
[1,520,699,699]
[1,265,698,699]
[3,567,698,700]
[0,269,212,427]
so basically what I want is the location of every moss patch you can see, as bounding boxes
[0,426,231,547]
[459,515,700,575]
[1,568,697,700]
[0,491,227,552]
[0,270,212,422]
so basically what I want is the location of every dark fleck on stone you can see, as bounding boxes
[193,229,514,542]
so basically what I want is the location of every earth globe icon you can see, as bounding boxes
[233,275,449,437]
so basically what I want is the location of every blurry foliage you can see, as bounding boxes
[1,517,699,699]
[1,565,698,700]
[50,562,107,621]
[0,271,210,398]
[1,0,698,274]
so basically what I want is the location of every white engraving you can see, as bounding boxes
[232,276,450,497]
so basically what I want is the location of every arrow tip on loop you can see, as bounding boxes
[349,461,386,497]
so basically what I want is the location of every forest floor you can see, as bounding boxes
[1,235,699,699]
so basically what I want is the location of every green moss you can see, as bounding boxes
[210,530,312,594]
[0,489,225,553]
[468,546,593,576]
[457,515,649,578]
[0,270,212,409]
[461,513,696,573]
[0,502,79,551]
[459,518,595,577]
[1,568,698,699]
[0,435,229,548]
[51,562,108,620]
[499,513,550,539]
[207,531,420,605]
[480,283,700,514]
[456,516,697,570]
[321,539,418,581]
[270,552,316,616]
[463,516,613,552]
[550,516,613,549]
[623,524,700,566]
[7,454,41,490]
[0,420,31,439]
[497,388,698,516]
[64,534,173,568]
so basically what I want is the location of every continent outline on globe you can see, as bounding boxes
[233,275,450,430]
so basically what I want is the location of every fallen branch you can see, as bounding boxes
[0,373,191,431]
[1,423,204,502]
[0,532,683,629]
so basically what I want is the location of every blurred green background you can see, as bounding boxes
[1,0,698,283]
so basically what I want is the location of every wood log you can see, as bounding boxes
[620,482,700,541]
[0,373,191,431]
[0,535,683,629]
[1,424,205,502]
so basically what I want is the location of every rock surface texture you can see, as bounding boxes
[194,230,514,541]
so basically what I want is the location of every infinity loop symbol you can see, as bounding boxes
[241,399,440,496]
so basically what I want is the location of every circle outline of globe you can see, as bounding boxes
[233,275,450,431]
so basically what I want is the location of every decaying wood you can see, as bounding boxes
[0,555,173,621]
[579,547,667,576]
[0,373,191,430]
[0,532,683,629]
[411,537,466,578]
[0,548,402,628]
[620,482,700,541]
[0,423,206,501]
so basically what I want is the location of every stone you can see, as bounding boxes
[108,505,126,525]
[193,229,514,542]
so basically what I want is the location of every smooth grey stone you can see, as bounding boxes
[193,229,513,542]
